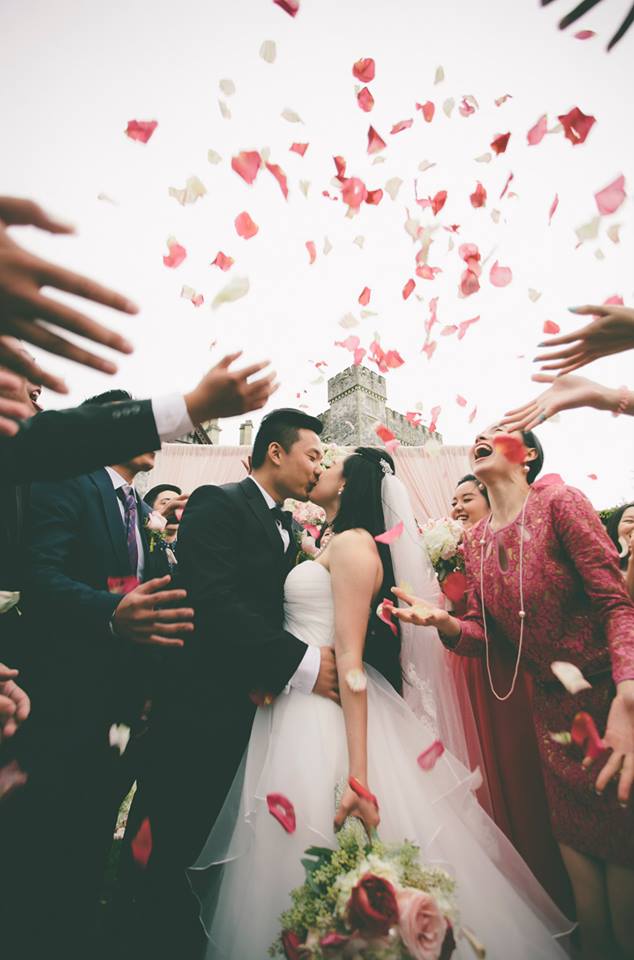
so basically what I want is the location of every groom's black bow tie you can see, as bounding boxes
[270,505,293,535]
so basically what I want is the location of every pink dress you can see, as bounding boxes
[450,483,634,866]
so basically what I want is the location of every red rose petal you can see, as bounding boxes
[548,193,559,225]
[558,106,596,146]
[543,320,560,335]
[359,287,371,306]
[375,521,404,545]
[417,100,435,123]
[406,411,422,426]
[131,817,152,868]
[456,395,467,407]
[265,162,289,199]
[391,118,413,134]
[357,87,375,112]
[490,132,511,155]
[365,188,383,205]
[489,260,512,287]
[306,240,316,264]
[416,264,442,280]
[231,150,262,185]
[527,114,548,146]
[375,423,396,444]
[493,434,527,464]
[367,125,387,155]
[594,174,626,215]
[571,711,608,762]
[417,739,445,771]
[460,269,480,297]
[273,0,299,16]
[470,182,487,208]
[429,405,441,433]
[163,241,187,269]
[341,177,368,209]
[604,295,624,305]
[402,278,415,300]
[587,473,598,481]
[211,251,234,271]
[333,155,347,181]
[107,576,140,595]
[235,211,259,239]
[266,793,297,833]
[290,142,309,156]
[574,30,596,40]
[353,57,375,82]
[499,171,514,200]
[348,776,379,808]
[431,190,447,215]
[442,570,468,602]
[125,120,158,143]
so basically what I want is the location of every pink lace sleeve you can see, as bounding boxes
[551,486,634,684]
[448,531,485,657]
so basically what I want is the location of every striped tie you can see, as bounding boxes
[118,485,139,575]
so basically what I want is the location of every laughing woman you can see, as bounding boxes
[394,426,634,960]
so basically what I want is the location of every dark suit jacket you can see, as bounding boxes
[15,468,165,769]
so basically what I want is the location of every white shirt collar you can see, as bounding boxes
[105,465,131,492]
[248,476,278,510]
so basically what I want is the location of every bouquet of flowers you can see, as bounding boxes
[270,792,466,960]
[419,518,467,605]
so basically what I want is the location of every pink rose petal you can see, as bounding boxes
[211,251,234,271]
[358,286,371,306]
[125,120,158,143]
[391,118,413,134]
[402,278,416,300]
[357,87,374,112]
[574,30,596,40]
[376,598,398,636]
[469,406,478,423]
[470,182,487,208]
[367,125,387,154]
[548,193,559,225]
[422,339,437,361]
[163,240,187,269]
[604,295,624,305]
[353,57,375,82]
[231,150,262,185]
[266,793,296,833]
[490,132,511,155]
[266,162,289,199]
[107,576,140,595]
[417,100,435,122]
[429,405,441,433]
[456,395,467,407]
[290,142,309,156]
[493,434,527,464]
[306,240,316,264]
[458,315,480,340]
[375,521,404,545]
[558,107,596,146]
[499,172,514,200]
[489,260,512,287]
[460,269,480,297]
[527,114,548,146]
[571,712,608,763]
[543,320,560,335]
[417,739,445,771]
[341,176,367,209]
[235,211,259,239]
[594,174,626,215]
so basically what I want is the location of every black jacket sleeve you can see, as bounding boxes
[177,485,308,697]
[0,399,161,482]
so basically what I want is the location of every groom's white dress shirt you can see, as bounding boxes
[248,477,320,695]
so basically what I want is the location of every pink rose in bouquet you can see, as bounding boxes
[348,873,399,938]
[397,888,448,960]
[146,511,168,533]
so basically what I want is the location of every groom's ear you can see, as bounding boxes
[267,441,284,466]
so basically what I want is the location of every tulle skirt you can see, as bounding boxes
[189,666,573,959]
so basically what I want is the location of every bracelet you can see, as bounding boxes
[612,385,631,418]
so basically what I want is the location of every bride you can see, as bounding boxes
[189,448,572,958]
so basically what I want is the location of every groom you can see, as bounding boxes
[136,409,339,959]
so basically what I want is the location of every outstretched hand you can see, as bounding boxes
[500,374,612,432]
[0,663,31,742]
[595,686,634,807]
[534,304,634,376]
[390,587,459,635]
[0,370,31,436]
[185,352,278,424]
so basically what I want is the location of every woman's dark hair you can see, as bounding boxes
[143,483,182,508]
[81,389,132,406]
[456,473,490,505]
[251,407,323,469]
[333,447,401,692]
[604,502,634,569]
[521,430,544,484]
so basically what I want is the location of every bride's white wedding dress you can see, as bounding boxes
[190,561,572,959]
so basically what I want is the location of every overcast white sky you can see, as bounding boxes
[2,0,633,508]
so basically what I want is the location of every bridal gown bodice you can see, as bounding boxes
[192,560,571,960]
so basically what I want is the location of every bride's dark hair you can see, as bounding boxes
[332,447,402,693]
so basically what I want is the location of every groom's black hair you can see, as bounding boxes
[333,447,402,692]
[251,408,323,469]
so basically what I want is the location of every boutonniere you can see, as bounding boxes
[145,511,168,552]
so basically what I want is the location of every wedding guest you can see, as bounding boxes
[535,302,634,375]
[503,373,634,432]
[0,391,195,960]
[605,503,634,602]
[144,484,183,544]
[394,426,634,959]
[449,474,573,911]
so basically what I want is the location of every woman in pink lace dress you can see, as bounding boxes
[394,426,634,960]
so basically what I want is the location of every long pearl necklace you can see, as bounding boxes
[479,490,531,702]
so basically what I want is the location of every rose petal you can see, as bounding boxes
[543,320,560,335]
[348,776,379,808]
[442,97,455,118]
[558,106,596,146]
[548,193,559,225]
[527,114,548,146]
[434,65,444,84]
[265,162,289,199]
[490,132,511,155]
[528,288,542,302]
[365,188,383,205]
[273,0,299,17]
[249,689,274,706]
[460,269,480,297]
[180,286,204,307]
[266,793,296,833]
[219,78,235,96]
[341,177,367,209]
[458,315,480,340]
[587,473,598,480]
[367,126,387,155]
[109,723,131,756]
[571,711,608,762]
[359,287,371,306]
[391,118,413,134]
[417,100,435,122]
[574,29,596,39]
[207,148,222,164]
[260,39,277,63]
[495,94,513,106]
[125,120,158,143]
[375,423,396,444]
[402,278,416,300]
[385,177,403,201]
[604,294,624,305]
[499,172,514,200]
[594,174,626,215]
[218,99,231,120]
[469,406,478,423]
[375,521,404,545]
[550,661,592,695]
[281,107,303,123]
[353,57,375,82]
[456,395,467,407]
[417,739,445,771]
[429,404,441,433]
[211,275,250,310]
[131,817,152,868]
[306,241,316,264]
[345,668,368,692]
[422,339,437,360]
[107,575,140,595]
[442,570,468,602]
[357,87,374,112]
[231,151,262,185]
[470,182,487,208]
[353,347,366,365]
[459,95,478,117]
[211,251,234,271]
[493,434,527,463]
[162,239,187,269]
[489,260,512,287]
[235,211,259,239]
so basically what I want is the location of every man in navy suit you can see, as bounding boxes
[2,390,193,959]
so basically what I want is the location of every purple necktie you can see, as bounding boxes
[118,485,139,575]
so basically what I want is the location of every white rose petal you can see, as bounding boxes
[109,723,131,756]
[550,661,592,695]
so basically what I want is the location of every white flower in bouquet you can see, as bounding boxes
[420,517,463,566]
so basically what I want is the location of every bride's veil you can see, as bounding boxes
[381,472,486,786]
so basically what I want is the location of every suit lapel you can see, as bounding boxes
[89,469,130,573]
[240,477,285,560]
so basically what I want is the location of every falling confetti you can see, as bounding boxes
[402,278,415,300]
[231,151,262,185]
[418,101,435,122]
[543,320,560,335]
[266,162,289,199]
[131,818,153,868]
[358,287,371,306]
[125,120,158,143]
[470,182,487,208]
[391,118,413,134]
[207,148,222,164]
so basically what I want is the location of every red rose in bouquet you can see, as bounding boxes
[348,872,399,937]
[281,929,302,959]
